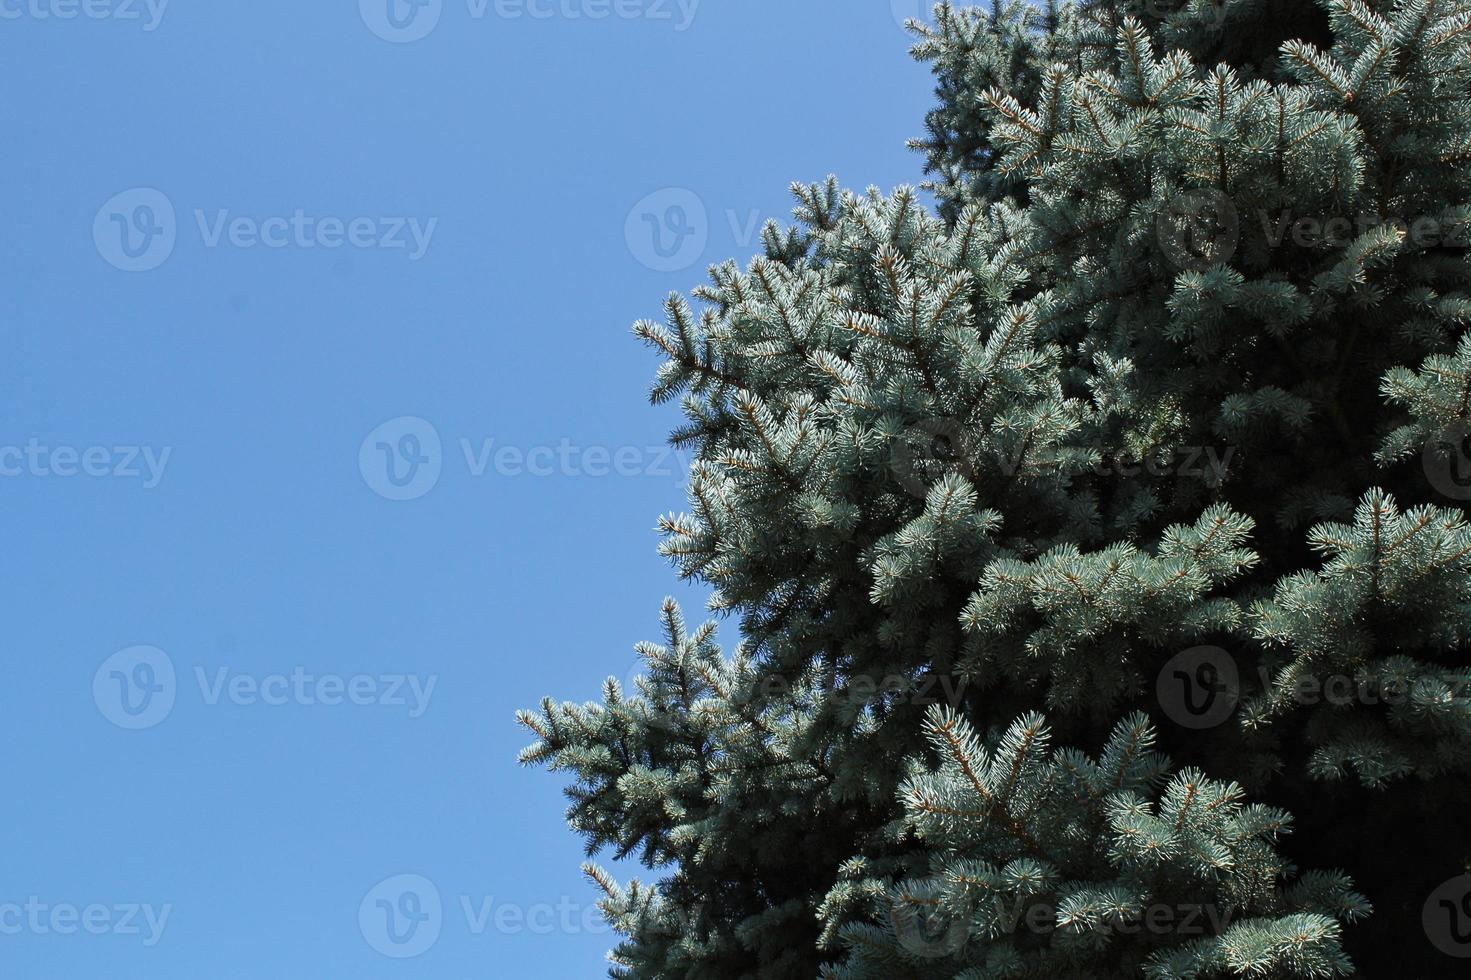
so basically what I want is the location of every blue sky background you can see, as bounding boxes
[0,2,938,976]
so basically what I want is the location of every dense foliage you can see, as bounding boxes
[521,2,1471,975]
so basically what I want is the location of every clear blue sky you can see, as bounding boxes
[0,3,936,976]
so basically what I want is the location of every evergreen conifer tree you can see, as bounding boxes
[520,2,1471,975]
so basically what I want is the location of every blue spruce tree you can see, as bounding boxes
[521,2,1471,975]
